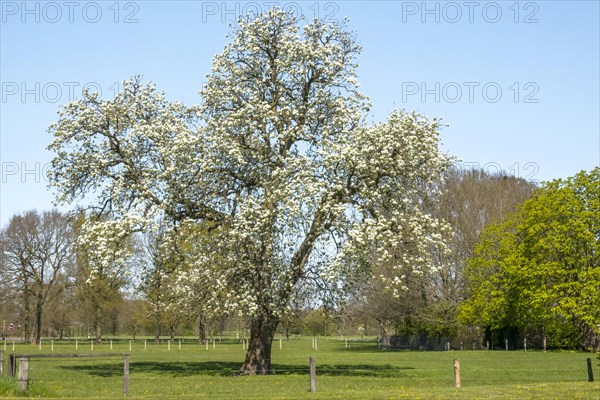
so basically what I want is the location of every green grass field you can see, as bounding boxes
[1,337,598,399]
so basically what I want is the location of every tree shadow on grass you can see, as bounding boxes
[332,343,382,353]
[59,361,414,378]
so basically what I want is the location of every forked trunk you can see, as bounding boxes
[239,313,278,375]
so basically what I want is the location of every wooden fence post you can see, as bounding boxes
[0,350,3,377]
[123,354,130,396]
[17,356,29,391]
[9,354,16,377]
[543,337,547,352]
[309,356,317,393]
[587,358,594,382]
[453,359,461,389]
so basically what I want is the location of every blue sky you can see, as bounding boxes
[1,0,599,226]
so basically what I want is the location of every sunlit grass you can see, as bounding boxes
[1,337,598,399]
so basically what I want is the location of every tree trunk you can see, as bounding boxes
[154,310,161,344]
[198,315,206,344]
[34,300,43,345]
[23,292,32,343]
[238,313,278,375]
[580,322,599,351]
[94,306,103,344]
[94,323,102,344]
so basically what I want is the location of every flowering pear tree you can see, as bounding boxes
[48,10,451,374]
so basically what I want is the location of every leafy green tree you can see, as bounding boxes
[120,298,150,340]
[302,308,334,336]
[460,168,600,349]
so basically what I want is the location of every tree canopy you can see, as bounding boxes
[48,9,451,373]
[459,167,600,349]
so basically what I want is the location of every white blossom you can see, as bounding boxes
[48,9,452,322]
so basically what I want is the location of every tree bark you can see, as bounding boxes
[154,308,161,344]
[198,315,206,344]
[93,306,103,344]
[34,299,43,345]
[239,312,278,375]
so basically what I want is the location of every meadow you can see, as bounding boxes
[0,337,598,399]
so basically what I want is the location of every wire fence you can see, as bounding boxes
[1,344,597,398]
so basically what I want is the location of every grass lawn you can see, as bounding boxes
[1,337,598,399]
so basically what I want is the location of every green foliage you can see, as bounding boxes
[460,168,600,349]
[301,309,335,336]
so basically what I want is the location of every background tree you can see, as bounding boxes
[138,223,176,344]
[0,210,73,344]
[350,167,537,342]
[73,214,132,343]
[45,274,77,339]
[47,10,451,374]
[0,252,21,339]
[460,168,600,350]
[120,298,150,339]
[168,220,227,344]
